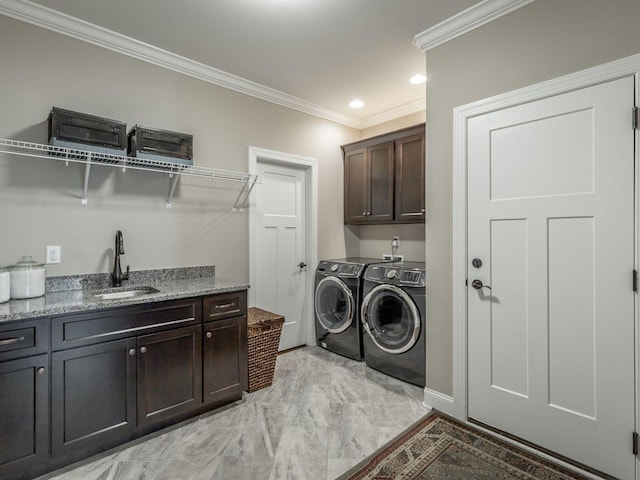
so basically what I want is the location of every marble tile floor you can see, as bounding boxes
[36,346,429,480]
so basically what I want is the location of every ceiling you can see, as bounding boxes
[5,0,483,128]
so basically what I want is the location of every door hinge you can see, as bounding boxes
[633,431,639,455]
[634,270,638,292]
[634,106,640,130]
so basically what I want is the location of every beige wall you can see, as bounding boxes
[0,16,361,280]
[360,110,425,139]
[425,0,640,395]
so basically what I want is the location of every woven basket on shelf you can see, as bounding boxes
[247,307,284,393]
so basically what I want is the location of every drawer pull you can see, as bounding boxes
[0,336,25,346]
[214,303,234,310]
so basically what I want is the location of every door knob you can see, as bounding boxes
[471,279,491,290]
[298,262,307,269]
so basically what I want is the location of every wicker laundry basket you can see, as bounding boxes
[247,307,284,393]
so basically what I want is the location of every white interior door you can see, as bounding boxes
[467,76,635,479]
[255,161,307,351]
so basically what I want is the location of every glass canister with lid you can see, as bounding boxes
[8,256,46,299]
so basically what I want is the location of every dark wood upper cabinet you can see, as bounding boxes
[343,148,368,223]
[368,142,395,222]
[342,124,425,224]
[395,133,425,223]
[343,143,394,224]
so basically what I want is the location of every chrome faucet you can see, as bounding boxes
[112,230,130,287]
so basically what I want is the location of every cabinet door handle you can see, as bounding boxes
[206,331,213,339]
[214,303,234,309]
[140,346,147,354]
[421,208,425,213]
[0,336,25,346]
[129,348,136,356]
[37,367,46,375]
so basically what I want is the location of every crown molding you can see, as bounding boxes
[413,0,534,52]
[0,0,368,128]
[360,99,425,130]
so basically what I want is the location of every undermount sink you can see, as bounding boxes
[91,286,160,300]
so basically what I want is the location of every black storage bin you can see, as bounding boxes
[48,107,127,157]
[127,125,193,167]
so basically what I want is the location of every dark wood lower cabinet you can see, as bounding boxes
[203,315,247,406]
[0,354,49,478]
[51,338,137,456]
[1,291,247,480]
[137,325,203,428]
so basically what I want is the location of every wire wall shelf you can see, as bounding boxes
[0,138,260,210]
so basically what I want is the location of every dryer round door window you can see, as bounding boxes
[315,276,354,333]
[361,284,421,354]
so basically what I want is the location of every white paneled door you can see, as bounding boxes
[467,76,635,479]
[255,161,307,351]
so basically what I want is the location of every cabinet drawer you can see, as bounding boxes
[52,298,202,351]
[203,290,247,321]
[0,319,49,362]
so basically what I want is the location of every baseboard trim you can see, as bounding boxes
[423,387,455,416]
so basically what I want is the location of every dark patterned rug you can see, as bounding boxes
[337,411,589,480]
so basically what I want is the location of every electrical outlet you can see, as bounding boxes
[46,245,61,264]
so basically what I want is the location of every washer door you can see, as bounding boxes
[314,276,354,334]
[361,284,420,354]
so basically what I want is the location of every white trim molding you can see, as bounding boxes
[452,53,640,438]
[0,0,365,128]
[360,99,425,130]
[423,387,455,416]
[413,0,534,52]
[248,147,319,347]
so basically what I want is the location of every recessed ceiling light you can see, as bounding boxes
[409,74,427,85]
[349,99,364,109]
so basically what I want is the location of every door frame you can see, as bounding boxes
[451,53,640,465]
[248,146,318,347]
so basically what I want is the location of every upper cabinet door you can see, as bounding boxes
[342,124,425,225]
[344,148,369,223]
[395,133,425,223]
[367,142,394,223]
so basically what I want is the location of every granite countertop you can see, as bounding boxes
[0,266,249,324]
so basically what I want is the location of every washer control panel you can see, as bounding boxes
[364,264,426,287]
[317,261,364,278]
